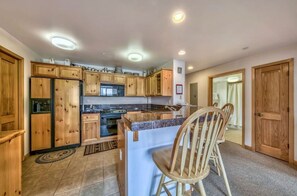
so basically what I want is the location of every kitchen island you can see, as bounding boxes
[118,106,199,196]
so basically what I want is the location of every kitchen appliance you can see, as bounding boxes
[100,84,125,97]
[31,99,51,113]
[100,109,127,137]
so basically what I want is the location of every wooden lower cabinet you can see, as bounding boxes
[31,114,51,151]
[82,113,100,145]
[117,120,125,196]
[0,131,24,196]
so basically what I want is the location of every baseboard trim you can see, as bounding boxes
[244,145,253,151]
[23,153,30,161]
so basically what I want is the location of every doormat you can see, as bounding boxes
[35,149,76,164]
[84,140,118,156]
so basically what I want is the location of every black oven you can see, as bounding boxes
[100,109,126,137]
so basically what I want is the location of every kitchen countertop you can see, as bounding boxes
[0,130,25,144]
[122,106,200,131]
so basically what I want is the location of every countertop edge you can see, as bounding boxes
[0,130,25,144]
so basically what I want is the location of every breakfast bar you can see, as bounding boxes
[118,106,199,196]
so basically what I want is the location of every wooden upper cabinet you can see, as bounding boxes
[126,77,137,96]
[146,70,173,96]
[31,63,59,78]
[100,73,114,83]
[31,78,51,98]
[31,113,51,151]
[136,77,146,96]
[59,66,82,80]
[114,75,126,84]
[83,71,100,96]
[161,70,173,96]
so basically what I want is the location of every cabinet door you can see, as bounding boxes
[31,114,51,151]
[161,70,173,96]
[150,74,157,96]
[100,73,114,83]
[114,75,126,84]
[126,77,137,96]
[31,78,51,98]
[82,115,100,144]
[55,79,80,147]
[31,63,59,78]
[59,67,82,80]
[145,77,151,96]
[136,77,145,96]
[83,72,100,96]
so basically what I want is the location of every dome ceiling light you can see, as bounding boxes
[128,53,143,62]
[172,10,186,24]
[51,36,77,50]
[178,50,186,55]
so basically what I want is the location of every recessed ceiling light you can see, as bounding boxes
[172,10,186,24]
[178,50,186,55]
[128,53,143,62]
[227,77,240,82]
[51,36,77,50]
[188,66,193,70]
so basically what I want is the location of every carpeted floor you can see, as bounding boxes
[193,142,297,196]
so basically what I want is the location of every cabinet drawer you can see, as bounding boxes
[100,73,114,83]
[32,63,59,78]
[59,67,82,80]
[82,114,100,121]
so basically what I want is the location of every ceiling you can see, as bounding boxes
[1,0,297,73]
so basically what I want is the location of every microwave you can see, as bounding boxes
[100,84,125,97]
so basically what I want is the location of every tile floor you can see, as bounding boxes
[225,127,242,145]
[22,147,120,196]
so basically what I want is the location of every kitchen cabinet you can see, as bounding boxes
[0,130,24,196]
[100,73,114,83]
[59,66,82,80]
[114,74,126,84]
[117,120,125,196]
[54,79,80,147]
[82,113,100,145]
[83,71,100,96]
[31,63,59,78]
[146,70,172,96]
[136,77,146,96]
[160,69,173,96]
[30,77,51,98]
[126,77,137,96]
[31,113,51,151]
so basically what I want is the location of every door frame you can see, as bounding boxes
[252,58,294,164]
[208,69,245,147]
[0,45,24,155]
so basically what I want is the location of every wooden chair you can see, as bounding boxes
[212,102,219,107]
[153,107,226,196]
[211,103,234,196]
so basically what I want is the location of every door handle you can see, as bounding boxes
[256,113,263,117]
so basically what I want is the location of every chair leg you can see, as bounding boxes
[198,180,206,196]
[213,145,221,176]
[215,144,232,196]
[176,182,182,196]
[156,174,165,196]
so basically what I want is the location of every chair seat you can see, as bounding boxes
[153,146,210,184]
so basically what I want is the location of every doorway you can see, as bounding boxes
[252,59,294,163]
[208,69,245,146]
[190,83,198,106]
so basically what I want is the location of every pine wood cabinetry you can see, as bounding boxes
[146,70,172,96]
[59,66,82,80]
[126,77,137,96]
[54,79,80,147]
[117,120,125,196]
[136,77,146,96]
[160,69,173,96]
[83,71,100,96]
[31,78,51,98]
[31,114,51,151]
[82,113,100,145]
[114,75,126,84]
[100,73,114,83]
[0,130,24,196]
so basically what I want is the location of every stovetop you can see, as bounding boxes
[83,108,127,114]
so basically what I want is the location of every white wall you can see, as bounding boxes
[0,28,40,156]
[185,43,297,160]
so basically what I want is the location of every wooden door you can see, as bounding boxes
[190,83,198,106]
[82,114,100,144]
[255,63,289,161]
[83,71,100,96]
[126,77,137,96]
[31,78,51,98]
[136,77,145,96]
[55,79,80,147]
[31,114,51,151]
[59,67,82,80]
[0,52,19,131]
[31,63,59,78]
[161,70,173,96]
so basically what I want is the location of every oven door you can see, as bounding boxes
[100,113,121,137]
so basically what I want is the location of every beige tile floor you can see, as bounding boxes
[225,127,242,145]
[22,147,120,196]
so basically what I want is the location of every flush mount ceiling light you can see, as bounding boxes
[172,10,186,24]
[188,66,193,70]
[128,53,143,62]
[178,50,186,55]
[51,36,77,50]
[227,76,240,83]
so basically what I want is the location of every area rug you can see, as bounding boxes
[35,148,76,164]
[84,140,118,156]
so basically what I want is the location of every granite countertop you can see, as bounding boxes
[122,106,200,131]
